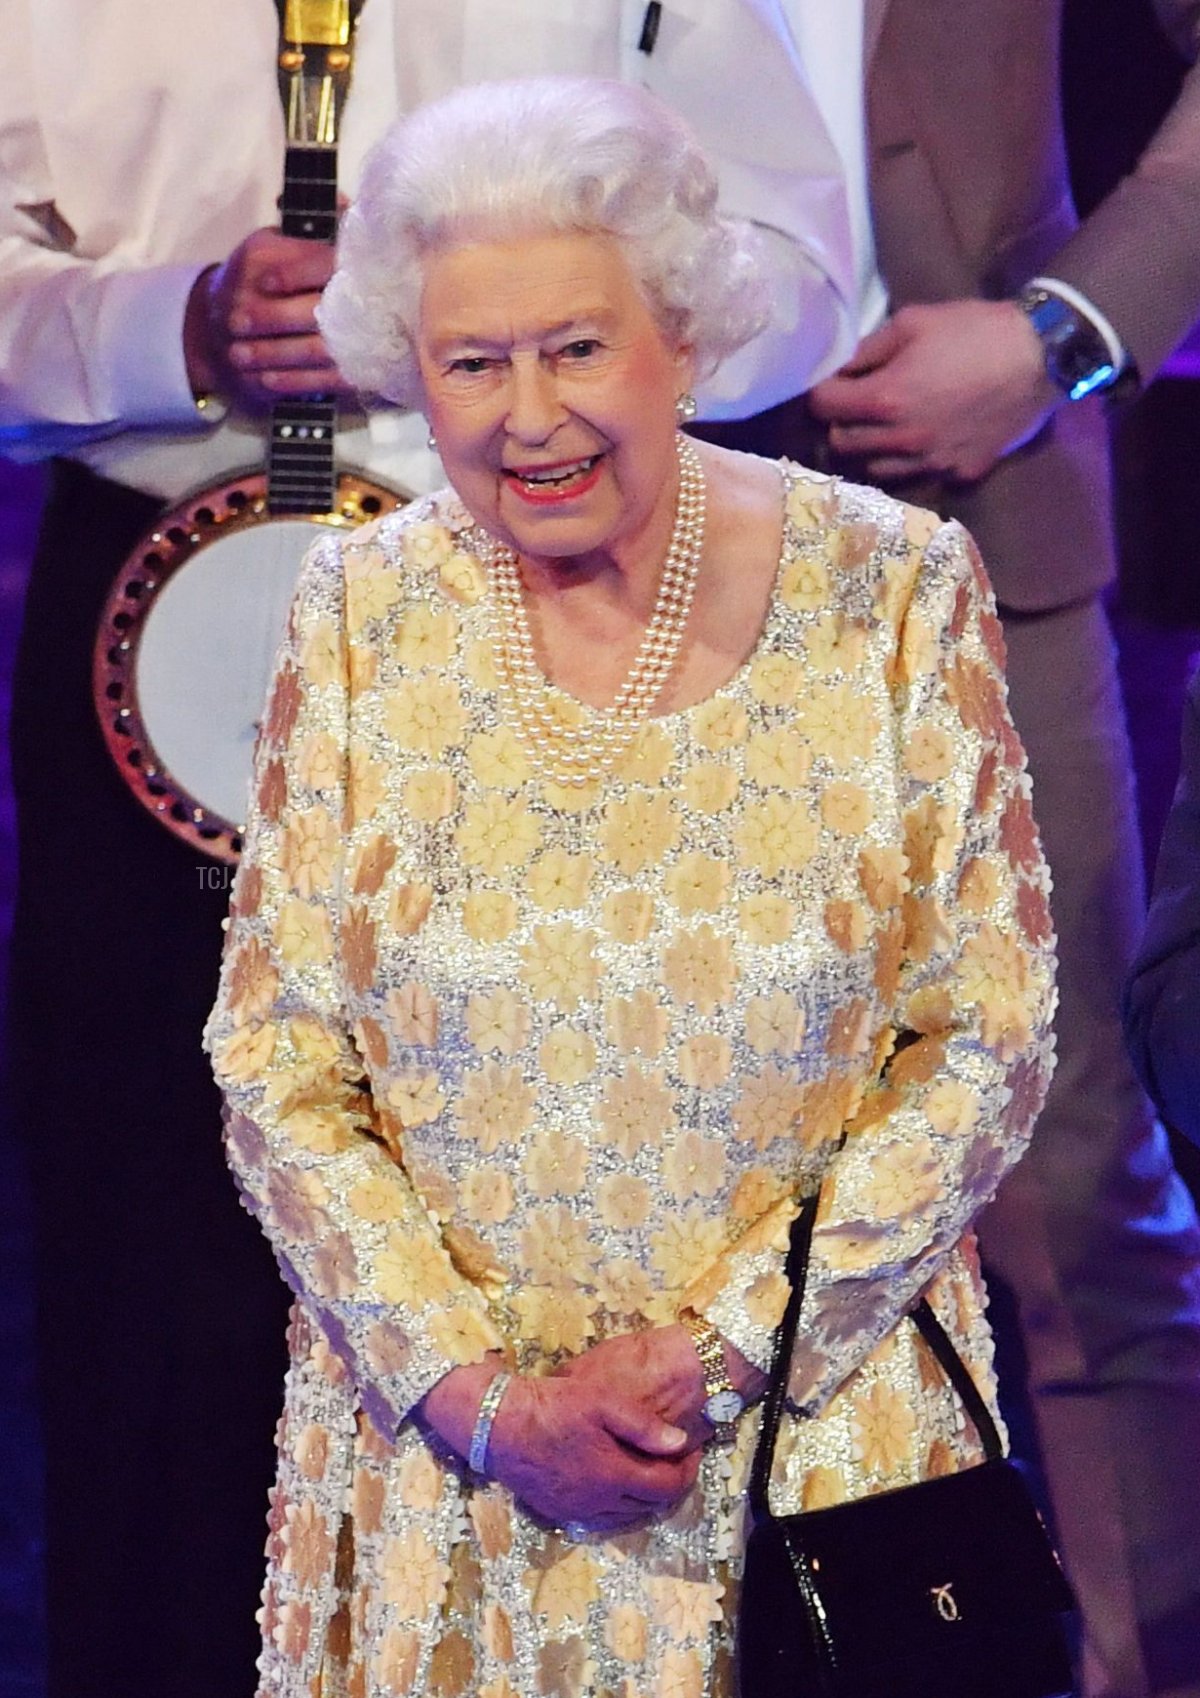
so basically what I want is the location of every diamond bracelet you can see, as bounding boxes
[468,1371,513,1477]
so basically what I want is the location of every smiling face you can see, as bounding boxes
[415,229,694,577]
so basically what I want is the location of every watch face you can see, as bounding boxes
[704,1388,745,1424]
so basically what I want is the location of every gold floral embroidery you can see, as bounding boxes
[457,793,542,875]
[388,880,434,937]
[465,988,531,1056]
[512,1286,597,1354]
[748,650,804,707]
[385,1069,445,1129]
[597,1066,674,1156]
[274,898,333,969]
[527,848,593,911]
[455,1060,536,1153]
[437,550,489,606]
[282,806,339,897]
[523,1127,588,1199]
[614,721,676,785]
[681,760,739,814]
[602,791,681,876]
[663,923,738,1014]
[804,683,880,767]
[677,1032,733,1089]
[384,676,468,757]
[520,923,600,1011]
[745,726,812,790]
[745,991,806,1057]
[607,988,670,1056]
[386,982,439,1047]
[596,1172,653,1230]
[345,549,403,635]
[461,889,518,944]
[665,851,732,916]
[299,618,341,688]
[459,1167,515,1225]
[379,1526,450,1617]
[735,794,818,877]
[780,552,830,612]
[539,1026,598,1087]
[850,1381,918,1478]
[403,768,458,823]
[692,697,749,753]
[733,1065,806,1151]
[821,780,874,838]
[740,890,796,947]
[602,888,656,944]
[394,601,457,670]
[467,725,530,790]
[662,1130,726,1200]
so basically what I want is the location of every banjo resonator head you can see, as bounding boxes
[92,467,403,865]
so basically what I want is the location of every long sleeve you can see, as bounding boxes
[205,535,504,1440]
[1124,672,1200,1144]
[684,515,1058,1412]
[0,225,208,459]
[629,0,860,415]
[0,0,281,461]
[1047,2,1200,382]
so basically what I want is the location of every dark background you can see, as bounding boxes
[1,5,1199,1691]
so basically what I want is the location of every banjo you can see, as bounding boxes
[93,0,405,864]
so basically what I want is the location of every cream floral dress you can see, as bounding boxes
[207,461,1057,1698]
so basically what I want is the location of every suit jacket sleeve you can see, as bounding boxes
[1047,1,1200,380]
[1124,670,1200,1143]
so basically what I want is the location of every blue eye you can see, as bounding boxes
[449,356,492,375]
[561,339,601,359]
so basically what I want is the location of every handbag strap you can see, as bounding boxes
[748,1193,1004,1522]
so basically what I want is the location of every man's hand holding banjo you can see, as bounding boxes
[94,10,403,862]
[184,226,355,410]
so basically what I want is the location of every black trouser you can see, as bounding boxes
[7,460,289,1698]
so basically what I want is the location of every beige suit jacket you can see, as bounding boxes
[867,0,1200,608]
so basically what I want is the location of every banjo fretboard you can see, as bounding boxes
[269,11,354,516]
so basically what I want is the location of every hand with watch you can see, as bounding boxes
[808,279,1133,486]
[1015,280,1137,405]
[679,1311,753,1443]
[417,1318,765,1538]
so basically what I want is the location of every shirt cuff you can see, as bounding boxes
[1027,275,1129,375]
[93,263,220,428]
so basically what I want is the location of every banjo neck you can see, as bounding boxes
[269,0,356,516]
[94,0,403,866]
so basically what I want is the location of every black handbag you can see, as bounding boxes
[737,1194,1077,1698]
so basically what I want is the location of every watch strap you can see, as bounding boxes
[681,1313,743,1440]
[1015,283,1129,402]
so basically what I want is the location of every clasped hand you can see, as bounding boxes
[421,1325,757,1535]
[183,225,356,410]
[808,298,1061,485]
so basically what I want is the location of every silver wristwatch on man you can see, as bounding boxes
[1015,279,1136,403]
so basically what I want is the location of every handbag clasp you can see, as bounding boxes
[931,1583,961,1623]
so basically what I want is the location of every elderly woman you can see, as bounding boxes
[207,76,1056,1698]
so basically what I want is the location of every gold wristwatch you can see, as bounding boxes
[681,1313,745,1442]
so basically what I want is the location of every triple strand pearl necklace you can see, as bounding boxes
[486,433,707,789]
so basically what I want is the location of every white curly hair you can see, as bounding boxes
[318,76,770,409]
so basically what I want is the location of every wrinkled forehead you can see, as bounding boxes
[412,222,675,348]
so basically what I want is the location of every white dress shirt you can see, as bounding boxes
[0,0,862,498]
[781,0,888,338]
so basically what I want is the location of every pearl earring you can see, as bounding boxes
[427,429,438,452]
[675,392,698,424]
